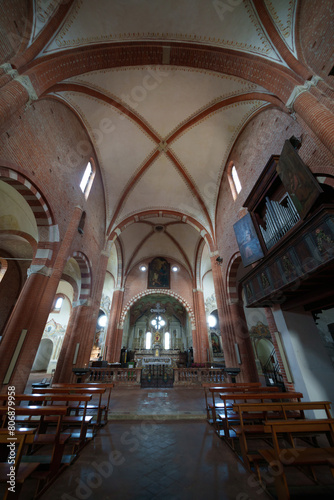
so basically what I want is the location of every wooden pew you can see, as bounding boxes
[31,387,102,439]
[207,386,280,430]
[1,393,93,443]
[230,401,332,472]
[217,392,304,438]
[202,382,262,423]
[0,429,40,500]
[258,419,334,500]
[0,406,72,498]
[51,383,113,426]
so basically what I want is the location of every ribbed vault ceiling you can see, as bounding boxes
[26,0,298,280]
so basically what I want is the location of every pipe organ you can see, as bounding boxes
[260,195,300,249]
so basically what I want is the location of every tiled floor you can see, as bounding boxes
[40,419,272,500]
[8,376,334,499]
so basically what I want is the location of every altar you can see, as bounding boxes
[134,349,186,368]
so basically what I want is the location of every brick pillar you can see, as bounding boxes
[192,289,210,363]
[264,307,295,392]
[210,256,237,368]
[56,302,94,383]
[52,302,85,383]
[0,79,31,132]
[228,300,259,383]
[291,90,334,157]
[0,207,83,393]
[76,251,109,368]
[105,289,124,362]
[55,250,109,382]
[0,74,12,89]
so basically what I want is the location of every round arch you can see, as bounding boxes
[0,165,57,270]
[120,289,196,328]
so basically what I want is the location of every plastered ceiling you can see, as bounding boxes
[26,0,298,281]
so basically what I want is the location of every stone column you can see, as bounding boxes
[105,289,124,362]
[192,289,210,364]
[0,207,82,393]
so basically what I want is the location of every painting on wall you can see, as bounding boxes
[211,332,221,353]
[148,257,170,289]
[233,212,264,267]
[276,140,323,219]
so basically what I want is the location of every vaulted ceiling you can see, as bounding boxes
[21,0,301,280]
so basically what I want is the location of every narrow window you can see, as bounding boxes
[54,297,63,310]
[80,161,93,194]
[164,332,170,350]
[146,331,151,349]
[231,165,242,194]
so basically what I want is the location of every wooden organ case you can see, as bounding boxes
[239,142,334,311]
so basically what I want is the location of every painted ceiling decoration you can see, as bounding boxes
[24,0,300,282]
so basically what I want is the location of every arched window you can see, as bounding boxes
[52,294,67,312]
[54,296,63,311]
[231,165,242,194]
[80,160,95,198]
[145,332,152,349]
[227,162,242,200]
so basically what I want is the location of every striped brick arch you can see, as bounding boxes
[226,253,242,304]
[72,252,92,301]
[0,166,57,268]
[119,289,195,328]
[0,167,53,227]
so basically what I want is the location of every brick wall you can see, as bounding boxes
[0,98,106,270]
[297,0,334,86]
[216,106,334,277]
[0,0,28,64]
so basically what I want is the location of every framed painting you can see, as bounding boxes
[276,140,323,219]
[233,212,264,267]
[148,257,170,289]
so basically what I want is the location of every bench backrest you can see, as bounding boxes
[202,382,261,388]
[264,418,334,452]
[220,392,303,402]
[51,383,113,407]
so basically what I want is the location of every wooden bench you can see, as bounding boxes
[202,382,262,423]
[27,391,94,452]
[217,392,303,438]
[230,401,332,471]
[207,386,280,431]
[258,419,334,500]
[0,429,40,500]
[32,387,103,437]
[0,406,72,498]
[51,383,113,426]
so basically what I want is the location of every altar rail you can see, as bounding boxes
[73,367,226,387]
[75,368,142,386]
[174,368,225,385]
